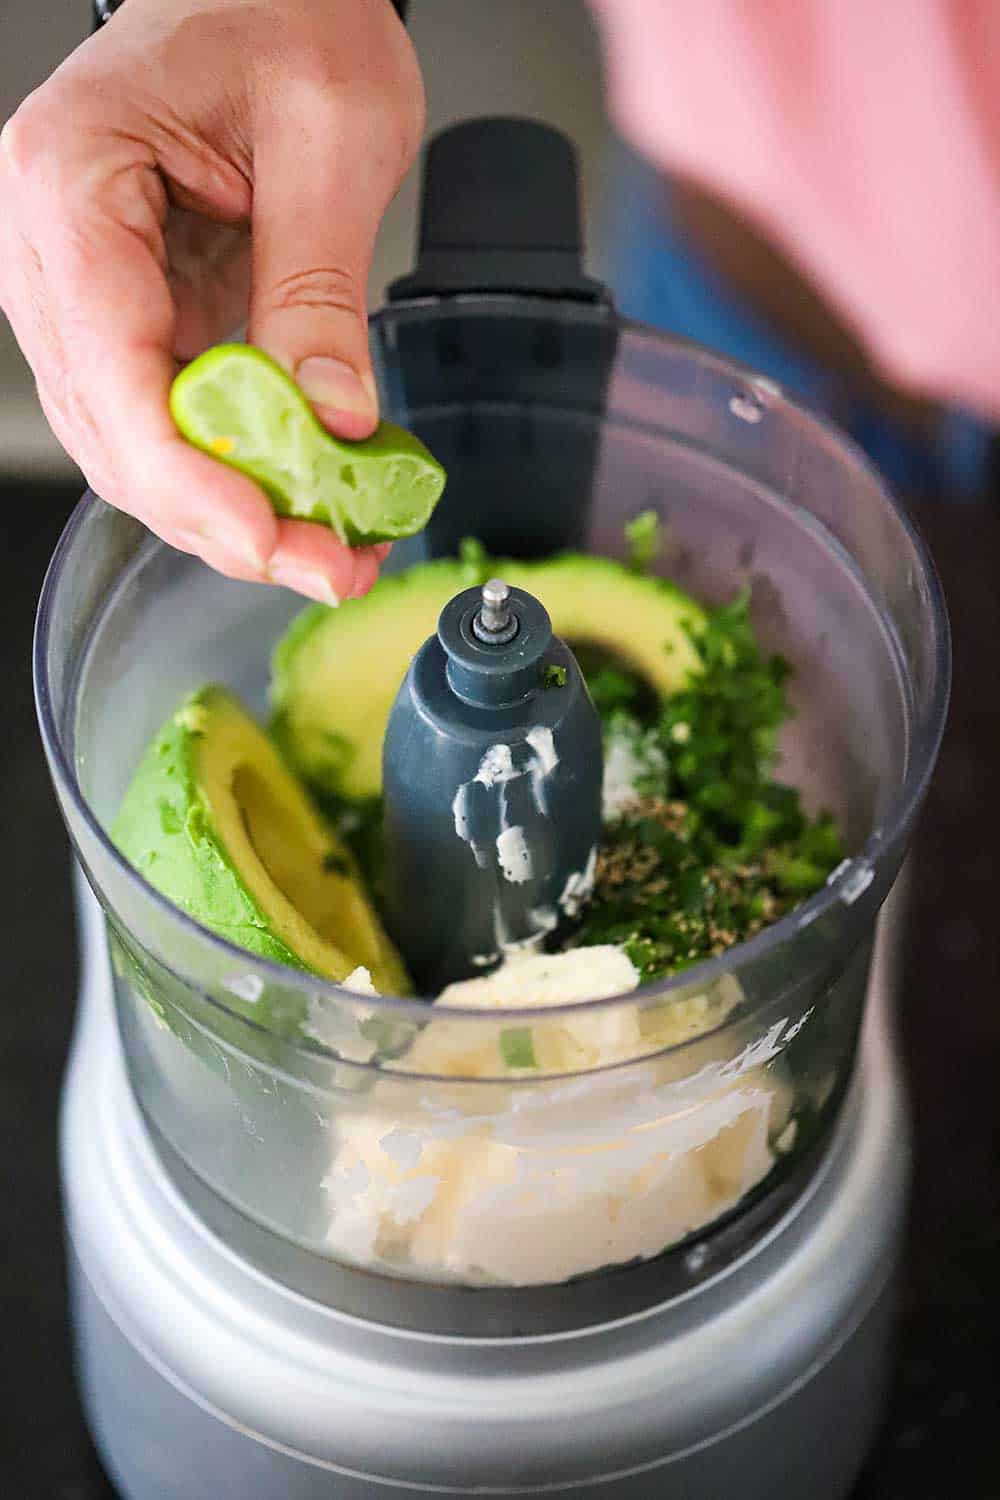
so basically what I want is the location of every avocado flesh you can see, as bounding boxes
[113,685,410,995]
[270,554,707,801]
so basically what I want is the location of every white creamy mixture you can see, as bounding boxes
[601,722,665,820]
[451,731,561,865]
[558,845,598,917]
[495,825,533,884]
[321,948,794,1286]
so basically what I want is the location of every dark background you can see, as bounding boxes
[2,482,998,1498]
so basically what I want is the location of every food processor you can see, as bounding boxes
[34,119,950,1498]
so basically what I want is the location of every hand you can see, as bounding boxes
[0,0,424,602]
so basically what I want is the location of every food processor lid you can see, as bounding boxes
[387,117,609,304]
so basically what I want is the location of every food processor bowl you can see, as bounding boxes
[35,290,948,1310]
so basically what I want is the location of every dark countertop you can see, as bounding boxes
[2,483,997,1499]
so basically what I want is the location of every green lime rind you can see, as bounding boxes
[112,686,312,1038]
[169,344,446,546]
[113,688,312,970]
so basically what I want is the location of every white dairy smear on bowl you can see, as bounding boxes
[496,826,533,884]
[452,729,561,854]
[322,948,797,1285]
[524,726,558,815]
[559,845,597,917]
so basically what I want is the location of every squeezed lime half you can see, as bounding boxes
[169,344,446,545]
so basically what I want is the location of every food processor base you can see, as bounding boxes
[63,871,909,1500]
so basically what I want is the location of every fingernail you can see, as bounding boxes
[296,357,376,419]
[174,527,264,572]
[268,563,341,606]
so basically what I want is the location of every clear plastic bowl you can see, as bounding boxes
[35,305,949,1299]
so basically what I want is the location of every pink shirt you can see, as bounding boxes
[589,0,1000,420]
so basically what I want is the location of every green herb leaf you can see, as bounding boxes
[500,1026,537,1069]
[542,664,568,689]
[570,588,844,981]
[586,666,640,716]
[624,510,662,573]
[458,536,492,584]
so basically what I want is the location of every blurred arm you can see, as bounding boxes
[590,0,1000,421]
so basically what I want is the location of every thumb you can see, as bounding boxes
[249,95,403,441]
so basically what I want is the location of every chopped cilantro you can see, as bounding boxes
[568,590,843,981]
[500,1026,537,1069]
[586,665,641,716]
[624,509,662,573]
[542,663,568,689]
[458,536,491,584]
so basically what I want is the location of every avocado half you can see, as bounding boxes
[113,686,410,996]
[270,553,707,802]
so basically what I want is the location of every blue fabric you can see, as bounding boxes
[606,159,992,501]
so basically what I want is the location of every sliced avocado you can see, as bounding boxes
[113,686,411,997]
[501,554,705,700]
[270,552,707,801]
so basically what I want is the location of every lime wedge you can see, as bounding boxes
[169,344,446,545]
